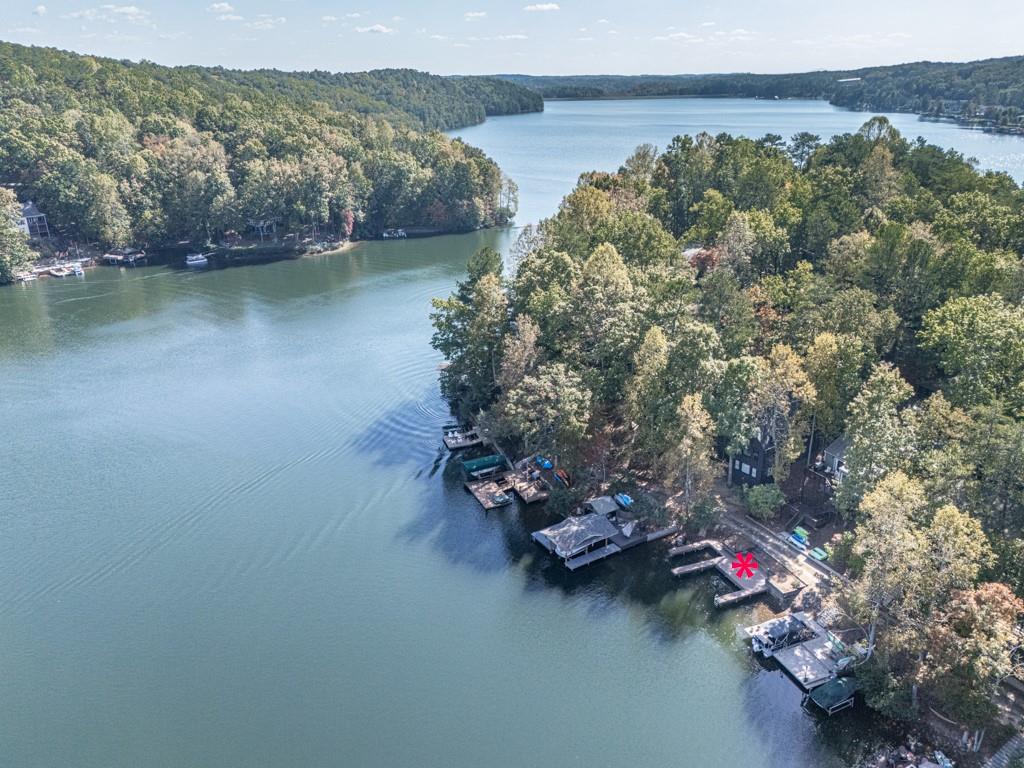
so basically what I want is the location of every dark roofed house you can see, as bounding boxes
[730,431,775,486]
[18,201,50,239]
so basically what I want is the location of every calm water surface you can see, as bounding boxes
[4,98,1022,768]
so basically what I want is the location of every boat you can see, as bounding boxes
[71,263,84,276]
[48,266,72,277]
[14,272,36,282]
[185,252,210,268]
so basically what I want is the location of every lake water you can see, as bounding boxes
[3,98,1022,768]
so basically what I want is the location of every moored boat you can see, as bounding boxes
[185,252,210,268]
[48,266,72,277]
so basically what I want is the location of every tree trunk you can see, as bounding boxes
[727,454,734,486]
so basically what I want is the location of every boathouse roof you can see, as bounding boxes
[583,496,620,517]
[535,513,620,559]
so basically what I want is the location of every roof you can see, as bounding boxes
[535,513,620,558]
[823,435,849,460]
[584,496,620,517]
[808,677,859,710]
[21,201,44,219]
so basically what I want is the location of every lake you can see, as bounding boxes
[3,98,1021,768]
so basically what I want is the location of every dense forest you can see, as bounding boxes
[432,118,1024,730]
[0,41,543,281]
[500,55,1024,128]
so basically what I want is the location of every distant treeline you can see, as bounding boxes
[0,40,540,274]
[498,56,1024,128]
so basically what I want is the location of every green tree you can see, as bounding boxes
[660,394,717,519]
[835,363,914,518]
[0,189,34,283]
[502,362,592,459]
[920,294,1024,413]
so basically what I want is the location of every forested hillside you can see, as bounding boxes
[0,41,540,277]
[433,118,1024,729]
[500,56,1024,129]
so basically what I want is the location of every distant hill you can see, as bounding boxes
[497,56,1024,131]
[0,40,542,264]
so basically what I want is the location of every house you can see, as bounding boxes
[730,432,775,486]
[820,436,849,486]
[247,218,279,241]
[17,201,50,239]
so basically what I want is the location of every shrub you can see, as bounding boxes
[744,483,786,522]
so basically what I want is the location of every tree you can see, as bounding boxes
[920,294,1024,414]
[498,315,541,391]
[804,332,867,440]
[431,272,508,415]
[625,326,671,460]
[660,394,716,519]
[502,362,592,459]
[835,363,914,518]
[705,356,763,485]
[745,483,786,522]
[755,344,816,481]
[0,189,34,283]
[788,132,821,169]
[922,583,1023,727]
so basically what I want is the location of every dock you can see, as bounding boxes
[507,466,550,504]
[465,473,515,510]
[443,425,483,451]
[669,539,768,607]
[671,557,724,576]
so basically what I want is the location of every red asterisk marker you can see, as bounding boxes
[731,552,759,579]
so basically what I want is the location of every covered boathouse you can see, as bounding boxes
[532,514,622,571]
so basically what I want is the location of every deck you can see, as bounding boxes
[507,468,550,503]
[465,474,515,510]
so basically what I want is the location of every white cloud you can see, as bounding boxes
[523,3,559,11]
[10,26,40,33]
[65,4,153,26]
[344,12,361,18]
[322,15,338,22]
[596,18,609,23]
[453,42,470,47]
[356,23,394,33]
[206,2,232,11]
[430,33,448,40]
[464,11,486,20]
[218,14,242,21]
[391,15,403,21]
[575,36,594,41]
[245,14,286,29]
[33,5,47,15]
[496,33,527,40]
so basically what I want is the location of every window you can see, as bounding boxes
[751,468,757,478]
[734,459,741,469]
[741,463,751,475]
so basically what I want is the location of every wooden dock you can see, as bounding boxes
[465,474,515,510]
[565,543,622,570]
[669,539,768,608]
[508,468,550,503]
[671,557,724,577]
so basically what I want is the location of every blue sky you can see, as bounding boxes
[5,0,1023,75]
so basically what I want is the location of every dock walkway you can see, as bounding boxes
[465,474,514,510]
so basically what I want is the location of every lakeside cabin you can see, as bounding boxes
[17,201,50,239]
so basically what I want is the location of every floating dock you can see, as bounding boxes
[465,473,515,510]
[443,425,483,451]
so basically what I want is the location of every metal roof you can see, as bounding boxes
[535,513,620,559]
